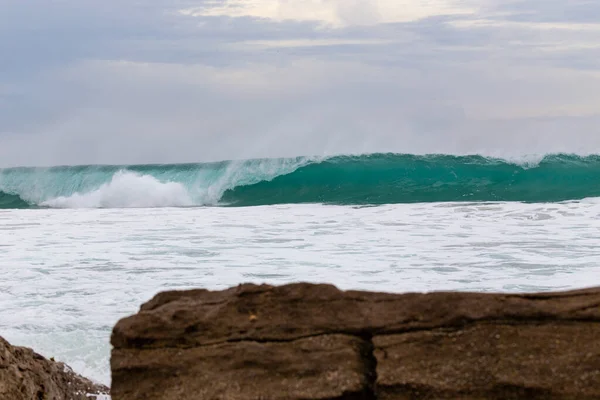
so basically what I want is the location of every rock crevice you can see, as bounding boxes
[360,334,378,400]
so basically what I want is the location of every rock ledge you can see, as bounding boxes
[112,283,600,400]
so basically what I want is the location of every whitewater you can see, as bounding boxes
[1,153,600,388]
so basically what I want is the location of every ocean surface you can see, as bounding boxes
[1,153,600,386]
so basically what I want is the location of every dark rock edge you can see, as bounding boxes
[0,336,109,400]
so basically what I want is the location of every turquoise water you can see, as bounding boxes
[2,153,600,208]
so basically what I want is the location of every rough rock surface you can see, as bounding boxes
[111,283,600,400]
[0,336,108,400]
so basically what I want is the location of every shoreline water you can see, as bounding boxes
[8,283,598,399]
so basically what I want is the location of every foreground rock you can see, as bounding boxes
[0,336,108,400]
[112,284,600,400]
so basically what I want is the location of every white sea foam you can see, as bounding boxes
[1,202,600,386]
[41,171,194,208]
[501,153,548,168]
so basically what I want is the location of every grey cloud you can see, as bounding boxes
[2,0,600,167]
[492,0,600,23]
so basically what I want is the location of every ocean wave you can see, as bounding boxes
[2,153,600,208]
[0,191,32,209]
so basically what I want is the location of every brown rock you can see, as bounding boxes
[375,324,600,399]
[111,283,600,400]
[112,334,374,400]
[0,336,109,400]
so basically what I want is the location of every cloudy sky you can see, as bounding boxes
[1,0,600,166]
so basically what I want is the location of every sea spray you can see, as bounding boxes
[41,171,194,208]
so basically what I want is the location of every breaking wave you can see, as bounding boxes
[2,153,600,209]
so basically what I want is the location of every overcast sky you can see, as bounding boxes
[1,0,600,166]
